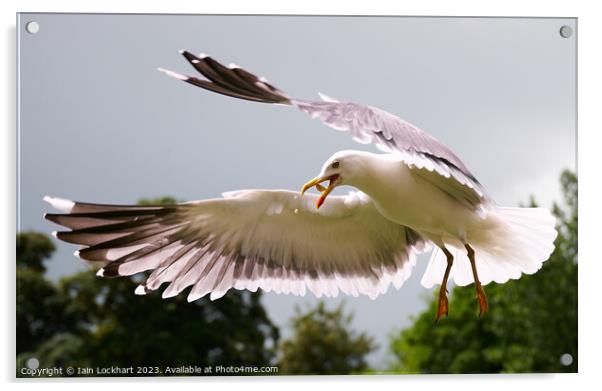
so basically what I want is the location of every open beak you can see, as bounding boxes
[300,174,340,209]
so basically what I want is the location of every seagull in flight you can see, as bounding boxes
[45,50,557,320]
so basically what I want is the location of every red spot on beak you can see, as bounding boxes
[317,196,326,209]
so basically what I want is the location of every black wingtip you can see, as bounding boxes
[176,49,291,105]
[101,263,121,278]
[180,50,203,61]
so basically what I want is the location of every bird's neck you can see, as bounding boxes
[346,154,401,197]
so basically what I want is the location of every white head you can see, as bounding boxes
[301,150,374,208]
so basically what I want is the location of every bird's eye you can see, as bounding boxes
[332,161,340,169]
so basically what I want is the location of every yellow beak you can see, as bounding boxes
[300,174,340,209]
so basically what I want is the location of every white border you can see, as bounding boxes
[3,0,599,389]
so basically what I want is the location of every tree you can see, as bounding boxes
[389,170,578,374]
[50,271,279,370]
[17,196,279,376]
[17,231,55,273]
[137,196,179,206]
[277,301,376,375]
[16,231,86,356]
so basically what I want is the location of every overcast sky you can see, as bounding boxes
[18,14,576,369]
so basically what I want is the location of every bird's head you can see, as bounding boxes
[300,150,367,209]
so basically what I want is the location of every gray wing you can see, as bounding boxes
[292,96,489,202]
[294,94,470,172]
[159,51,490,205]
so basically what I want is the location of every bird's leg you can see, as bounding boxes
[435,247,454,322]
[465,244,488,317]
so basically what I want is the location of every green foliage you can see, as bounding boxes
[137,196,179,205]
[55,272,278,369]
[17,333,87,370]
[16,230,82,355]
[17,231,55,273]
[16,196,279,377]
[389,170,578,374]
[16,267,85,355]
[277,302,376,375]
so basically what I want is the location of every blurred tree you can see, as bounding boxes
[389,170,578,373]
[17,231,55,273]
[277,301,376,374]
[137,196,178,206]
[50,272,279,370]
[17,196,279,376]
[17,231,85,355]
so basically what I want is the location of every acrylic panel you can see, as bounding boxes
[17,13,577,377]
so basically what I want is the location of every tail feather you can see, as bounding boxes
[421,207,558,288]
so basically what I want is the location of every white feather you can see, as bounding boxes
[43,196,74,213]
[79,189,426,301]
[421,206,557,288]
[157,67,188,81]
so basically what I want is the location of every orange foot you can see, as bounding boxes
[435,289,449,322]
[476,283,488,318]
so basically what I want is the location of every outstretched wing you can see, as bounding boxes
[159,51,490,205]
[44,191,426,301]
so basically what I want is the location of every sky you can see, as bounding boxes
[17,14,576,369]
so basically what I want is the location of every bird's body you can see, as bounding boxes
[303,150,555,292]
[342,151,481,240]
[44,50,558,319]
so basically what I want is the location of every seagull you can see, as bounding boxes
[44,50,557,320]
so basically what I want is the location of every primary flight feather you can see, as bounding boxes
[45,50,557,319]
